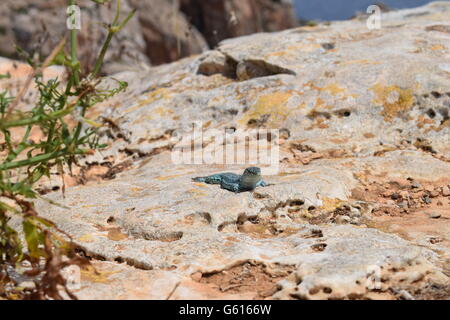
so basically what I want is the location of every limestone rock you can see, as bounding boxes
[2,2,450,300]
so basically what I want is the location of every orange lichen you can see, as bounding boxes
[187,188,208,197]
[155,173,186,181]
[81,265,119,284]
[330,137,349,144]
[363,132,375,139]
[430,44,446,51]
[304,81,356,102]
[322,83,346,96]
[107,228,129,241]
[320,197,345,212]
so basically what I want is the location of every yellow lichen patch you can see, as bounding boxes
[202,120,212,129]
[124,88,172,113]
[155,173,186,181]
[107,228,129,241]
[239,91,294,128]
[370,83,415,121]
[187,188,208,198]
[144,205,164,213]
[322,83,346,96]
[304,81,355,101]
[353,171,368,182]
[78,234,95,243]
[81,265,119,284]
[192,182,207,188]
[320,197,345,212]
[430,44,446,51]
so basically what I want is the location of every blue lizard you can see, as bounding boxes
[192,167,268,193]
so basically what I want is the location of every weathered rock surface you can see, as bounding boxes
[2,2,450,299]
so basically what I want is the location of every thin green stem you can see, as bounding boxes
[91,4,136,78]
[2,130,14,155]
[5,125,32,162]
[118,8,136,30]
[91,33,114,78]
[0,149,84,171]
[113,0,121,24]
[0,106,76,130]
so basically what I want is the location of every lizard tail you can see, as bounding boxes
[192,177,206,182]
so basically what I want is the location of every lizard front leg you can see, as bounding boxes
[256,180,268,187]
[220,180,241,193]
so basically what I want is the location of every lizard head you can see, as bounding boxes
[243,167,261,176]
[240,167,263,191]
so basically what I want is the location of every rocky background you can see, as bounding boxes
[0,0,298,73]
[0,1,449,299]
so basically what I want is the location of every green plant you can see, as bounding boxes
[0,0,135,299]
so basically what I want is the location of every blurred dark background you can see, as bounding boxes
[0,0,299,72]
[0,0,443,73]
